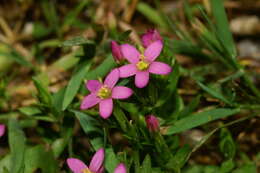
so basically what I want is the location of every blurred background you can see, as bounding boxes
[0,0,260,172]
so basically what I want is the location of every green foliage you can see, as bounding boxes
[165,108,240,135]
[8,119,26,173]
[62,60,91,110]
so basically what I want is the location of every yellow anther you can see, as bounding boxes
[82,168,93,173]
[97,86,112,99]
[136,60,149,71]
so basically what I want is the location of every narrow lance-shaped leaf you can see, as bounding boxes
[62,60,91,110]
[165,108,240,135]
[197,81,232,105]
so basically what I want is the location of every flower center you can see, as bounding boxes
[136,60,149,71]
[97,85,111,99]
[82,168,94,173]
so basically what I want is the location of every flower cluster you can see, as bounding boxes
[75,30,169,172]
[81,29,172,119]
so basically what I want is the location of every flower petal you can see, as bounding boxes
[149,61,172,75]
[97,166,105,173]
[121,44,140,63]
[114,163,127,173]
[80,94,100,110]
[99,99,113,119]
[112,86,133,99]
[144,40,163,62]
[104,68,119,88]
[67,158,88,173]
[118,64,137,78]
[135,71,149,88]
[141,29,162,48]
[89,148,105,172]
[86,80,102,92]
[0,124,5,137]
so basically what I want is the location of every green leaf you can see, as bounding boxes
[220,159,234,173]
[0,45,33,68]
[166,144,191,170]
[165,39,211,61]
[24,145,58,173]
[233,162,257,173]
[119,102,139,115]
[197,81,232,105]
[52,87,66,112]
[137,2,168,28]
[51,49,81,71]
[51,128,72,158]
[32,77,52,105]
[8,119,26,173]
[178,95,201,119]
[210,0,237,59]
[61,36,95,47]
[32,22,52,38]
[140,154,152,173]
[85,55,116,80]
[113,106,128,132]
[62,61,91,110]
[165,108,240,135]
[0,154,11,172]
[19,106,42,116]
[72,110,102,134]
[155,62,180,108]
[117,30,132,41]
[104,148,119,173]
[62,0,90,29]
[41,0,59,34]
[219,128,236,158]
[90,137,104,151]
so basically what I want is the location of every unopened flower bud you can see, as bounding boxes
[141,29,163,48]
[145,115,159,132]
[111,41,124,63]
[0,124,5,137]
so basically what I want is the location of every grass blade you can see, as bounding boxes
[211,0,237,59]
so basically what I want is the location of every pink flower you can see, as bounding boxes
[111,41,124,63]
[114,163,127,173]
[141,29,163,48]
[80,68,133,119]
[145,115,159,132]
[67,148,105,173]
[118,40,172,88]
[0,124,5,137]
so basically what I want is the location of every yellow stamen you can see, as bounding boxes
[136,60,149,71]
[97,85,111,99]
[82,168,94,173]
